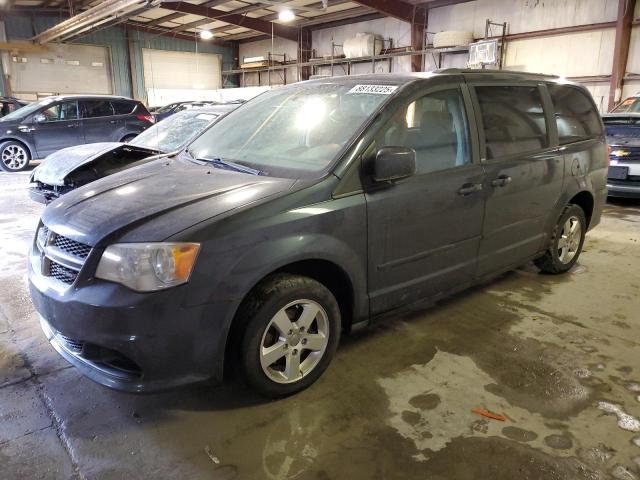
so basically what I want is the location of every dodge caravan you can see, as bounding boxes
[28,71,607,397]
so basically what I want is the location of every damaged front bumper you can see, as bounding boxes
[28,182,63,204]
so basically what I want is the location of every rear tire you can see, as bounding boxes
[0,141,31,172]
[534,204,587,274]
[238,274,341,397]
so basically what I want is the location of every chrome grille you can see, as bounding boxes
[610,146,640,163]
[35,224,91,286]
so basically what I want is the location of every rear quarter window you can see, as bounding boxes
[112,101,137,115]
[547,85,603,145]
[82,100,114,118]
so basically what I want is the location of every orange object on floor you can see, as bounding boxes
[471,407,507,421]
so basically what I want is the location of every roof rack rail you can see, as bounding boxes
[437,68,559,79]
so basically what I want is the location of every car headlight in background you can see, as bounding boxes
[95,243,200,292]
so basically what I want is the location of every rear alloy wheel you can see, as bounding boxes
[239,274,340,397]
[0,141,31,172]
[535,204,587,274]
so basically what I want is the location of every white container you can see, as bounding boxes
[343,33,383,58]
[433,31,474,49]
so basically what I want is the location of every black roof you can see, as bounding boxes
[303,69,573,88]
[44,94,135,101]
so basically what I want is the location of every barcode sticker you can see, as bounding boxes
[348,84,398,95]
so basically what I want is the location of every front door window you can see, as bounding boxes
[375,88,471,175]
[40,101,79,122]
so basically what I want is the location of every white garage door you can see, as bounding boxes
[142,48,221,95]
[9,43,112,100]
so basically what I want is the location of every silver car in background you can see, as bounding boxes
[29,104,238,204]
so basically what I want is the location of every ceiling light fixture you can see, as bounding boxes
[200,30,214,40]
[278,9,295,22]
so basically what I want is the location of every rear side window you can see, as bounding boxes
[112,101,136,115]
[547,85,603,144]
[81,100,114,118]
[475,85,548,159]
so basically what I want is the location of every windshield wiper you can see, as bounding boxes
[185,149,262,176]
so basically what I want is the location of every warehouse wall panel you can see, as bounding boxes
[428,0,618,37]
[2,14,236,100]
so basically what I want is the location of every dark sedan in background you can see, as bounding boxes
[0,95,154,172]
[29,104,238,203]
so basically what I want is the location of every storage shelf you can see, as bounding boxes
[223,45,472,85]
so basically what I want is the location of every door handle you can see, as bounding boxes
[457,183,483,196]
[491,175,512,187]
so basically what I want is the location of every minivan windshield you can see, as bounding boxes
[187,82,394,178]
[130,109,222,152]
[1,97,56,122]
[612,97,640,113]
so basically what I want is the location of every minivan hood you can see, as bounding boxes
[41,156,296,246]
[34,143,143,186]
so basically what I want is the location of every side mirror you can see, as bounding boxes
[33,113,46,123]
[373,146,416,182]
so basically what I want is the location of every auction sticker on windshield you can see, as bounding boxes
[348,85,398,95]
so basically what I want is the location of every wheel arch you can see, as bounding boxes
[0,137,33,159]
[223,257,357,378]
[569,190,594,228]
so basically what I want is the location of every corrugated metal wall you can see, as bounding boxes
[3,14,237,100]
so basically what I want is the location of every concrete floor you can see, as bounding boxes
[1,170,639,480]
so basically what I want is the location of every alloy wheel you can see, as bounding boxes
[1,144,28,171]
[557,215,582,264]
[259,299,330,384]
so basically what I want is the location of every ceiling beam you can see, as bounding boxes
[124,21,232,47]
[146,0,229,27]
[168,2,270,33]
[160,1,299,41]
[421,0,475,9]
[350,0,418,23]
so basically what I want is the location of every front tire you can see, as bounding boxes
[238,274,341,397]
[0,141,31,172]
[535,204,587,274]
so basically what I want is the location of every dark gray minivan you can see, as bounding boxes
[28,70,607,396]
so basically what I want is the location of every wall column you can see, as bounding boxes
[608,0,636,111]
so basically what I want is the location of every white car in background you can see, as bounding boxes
[29,104,238,204]
[604,95,640,198]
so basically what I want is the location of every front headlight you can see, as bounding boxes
[95,243,200,292]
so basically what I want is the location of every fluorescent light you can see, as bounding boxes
[278,9,295,22]
[200,30,214,40]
